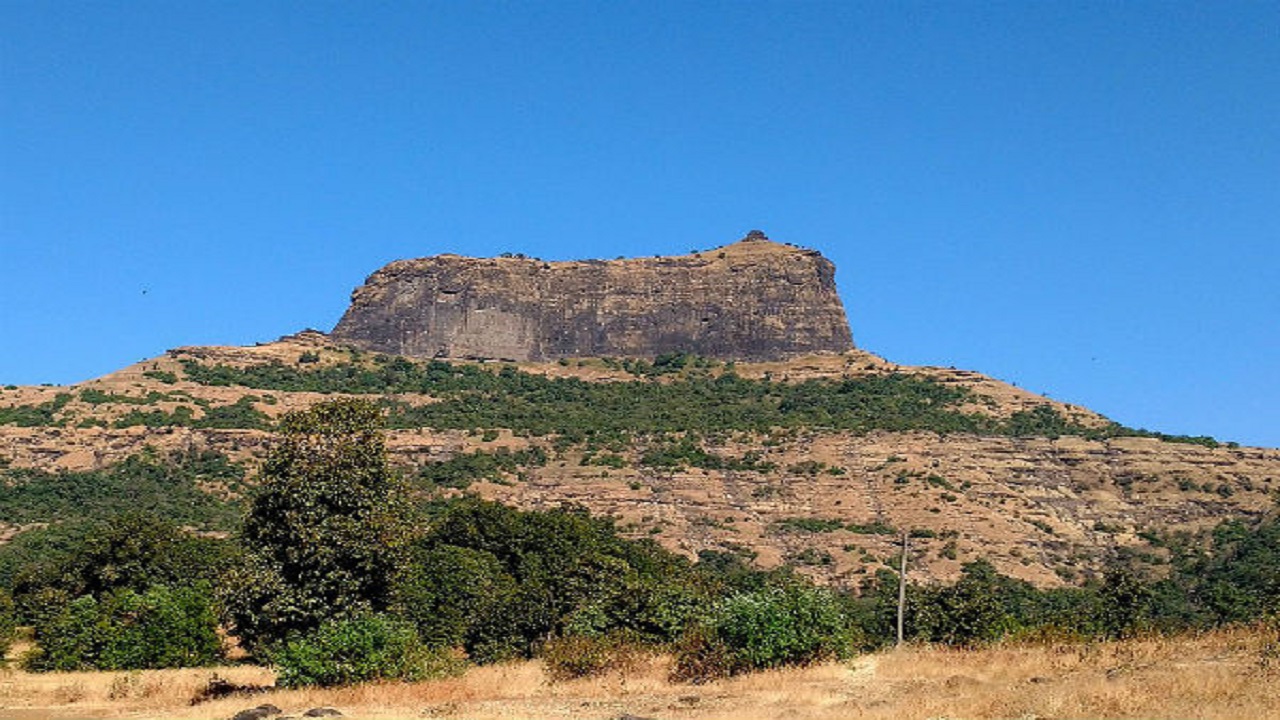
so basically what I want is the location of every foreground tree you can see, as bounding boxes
[222,399,411,653]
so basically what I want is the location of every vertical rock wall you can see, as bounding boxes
[330,233,855,362]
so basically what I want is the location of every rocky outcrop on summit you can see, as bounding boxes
[330,232,855,362]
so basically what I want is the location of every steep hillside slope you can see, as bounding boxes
[2,333,1274,588]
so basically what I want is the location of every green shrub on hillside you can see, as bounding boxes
[771,517,845,534]
[271,614,451,688]
[79,389,175,405]
[674,582,855,681]
[0,450,245,529]
[25,583,222,671]
[0,393,72,427]
[417,446,547,490]
[846,522,897,535]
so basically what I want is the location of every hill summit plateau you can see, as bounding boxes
[331,231,855,362]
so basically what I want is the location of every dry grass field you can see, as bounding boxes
[3,626,1279,720]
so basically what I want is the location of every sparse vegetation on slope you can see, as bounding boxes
[166,354,1224,445]
[416,446,549,490]
[0,392,72,426]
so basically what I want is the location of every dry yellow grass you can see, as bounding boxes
[2,626,1278,719]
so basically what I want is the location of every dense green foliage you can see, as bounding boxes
[25,583,222,671]
[221,399,412,653]
[674,582,855,680]
[392,543,519,656]
[1152,516,1280,625]
[0,449,245,529]
[2,513,236,625]
[909,560,1029,645]
[0,514,230,673]
[271,614,450,687]
[0,589,15,660]
[416,446,548,490]
[396,496,705,663]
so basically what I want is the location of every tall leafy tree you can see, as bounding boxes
[222,398,411,653]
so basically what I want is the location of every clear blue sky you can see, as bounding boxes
[2,2,1277,447]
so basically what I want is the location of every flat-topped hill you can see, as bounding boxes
[3,235,1276,589]
[331,231,855,362]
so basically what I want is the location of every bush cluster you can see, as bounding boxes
[393,496,704,663]
[271,614,454,688]
[2,512,235,625]
[675,583,856,681]
[26,583,222,671]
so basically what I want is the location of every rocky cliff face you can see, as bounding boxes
[330,232,855,362]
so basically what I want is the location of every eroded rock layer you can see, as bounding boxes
[331,233,855,361]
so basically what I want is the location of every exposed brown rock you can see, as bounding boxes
[330,232,855,362]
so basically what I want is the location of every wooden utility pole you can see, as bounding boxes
[896,530,908,647]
